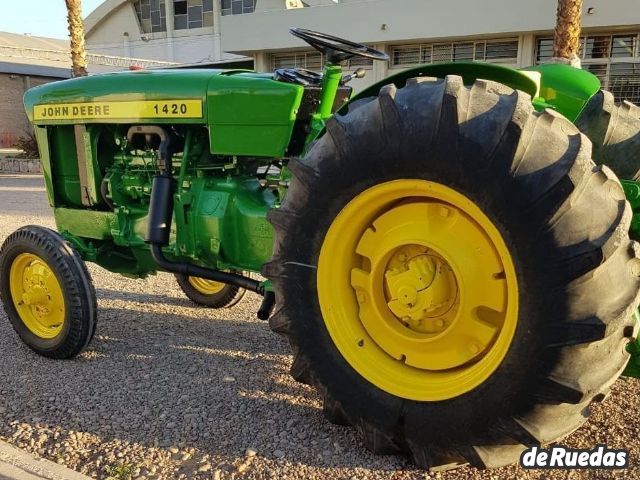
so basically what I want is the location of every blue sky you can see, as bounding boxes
[0,0,105,40]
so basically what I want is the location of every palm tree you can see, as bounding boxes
[553,0,583,65]
[65,0,88,77]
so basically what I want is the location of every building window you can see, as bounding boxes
[480,40,520,62]
[536,33,640,105]
[391,45,430,66]
[270,50,373,71]
[390,39,519,68]
[174,0,214,30]
[221,0,257,16]
[271,51,323,71]
[134,0,166,33]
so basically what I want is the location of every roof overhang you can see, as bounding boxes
[0,62,70,78]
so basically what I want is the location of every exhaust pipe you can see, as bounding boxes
[257,291,276,320]
[145,174,264,295]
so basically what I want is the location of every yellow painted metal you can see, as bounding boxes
[9,253,65,339]
[33,99,203,122]
[188,276,227,295]
[317,180,519,401]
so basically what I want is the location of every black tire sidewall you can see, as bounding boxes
[272,80,588,447]
[279,167,551,445]
[267,78,637,466]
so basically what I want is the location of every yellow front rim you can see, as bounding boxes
[188,276,227,295]
[9,253,65,339]
[317,180,519,401]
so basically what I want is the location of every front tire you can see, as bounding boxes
[0,226,97,359]
[264,76,640,469]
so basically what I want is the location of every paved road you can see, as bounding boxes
[0,441,90,480]
[0,174,639,480]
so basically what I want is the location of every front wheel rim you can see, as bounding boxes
[9,253,65,339]
[317,179,519,401]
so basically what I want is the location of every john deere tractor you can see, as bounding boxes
[2,28,640,470]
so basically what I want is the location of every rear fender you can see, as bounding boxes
[339,62,601,123]
[522,63,601,122]
[339,62,540,117]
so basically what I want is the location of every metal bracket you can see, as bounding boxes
[73,125,93,207]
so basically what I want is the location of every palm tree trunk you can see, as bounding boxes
[553,0,584,66]
[65,0,88,77]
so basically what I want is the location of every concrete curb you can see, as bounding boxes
[0,159,41,174]
[0,441,91,480]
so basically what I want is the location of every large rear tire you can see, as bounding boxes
[576,90,640,180]
[264,76,640,469]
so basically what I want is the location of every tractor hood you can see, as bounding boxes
[24,69,305,158]
[24,69,232,125]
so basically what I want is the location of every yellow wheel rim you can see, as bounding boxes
[188,276,227,295]
[317,180,519,401]
[9,253,65,339]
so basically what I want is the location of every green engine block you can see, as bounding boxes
[40,124,277,278]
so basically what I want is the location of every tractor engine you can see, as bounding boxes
[44,122,276,277]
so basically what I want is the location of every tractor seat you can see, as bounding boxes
[273,68,323,86]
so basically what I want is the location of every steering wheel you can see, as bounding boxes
[290,28,389,64]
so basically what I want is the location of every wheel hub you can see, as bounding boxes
[384,246,458,334]
[22,285,48,306]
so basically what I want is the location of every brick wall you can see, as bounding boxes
[0,74,59,148]
[0,158,41,173]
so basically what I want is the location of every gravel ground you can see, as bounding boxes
[0,174,639,480]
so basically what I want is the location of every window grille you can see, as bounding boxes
[390,39,519,67]
[536,33,640,104]
[270,51,373,71]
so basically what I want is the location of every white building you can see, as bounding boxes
[85,0,640,102]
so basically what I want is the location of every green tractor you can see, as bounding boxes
[2,28,640,470]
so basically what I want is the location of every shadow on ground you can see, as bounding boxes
[0,291,413,474]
